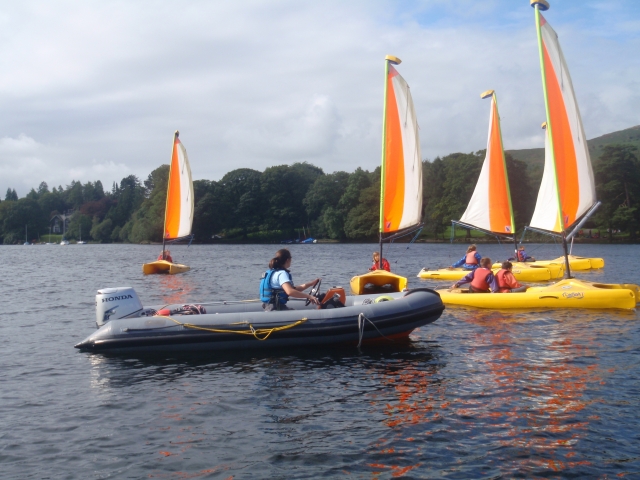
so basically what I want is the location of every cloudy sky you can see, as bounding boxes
[0,0,638,196]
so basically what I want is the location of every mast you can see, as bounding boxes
[379,55,401,268]
[532,0,572,278]
[162,130,180,260]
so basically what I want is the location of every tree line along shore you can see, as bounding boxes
[1,144,637,245]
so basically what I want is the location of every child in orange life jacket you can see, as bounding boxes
[450,244,482,270]
[495,261,528,293]
[157,250,173,263]
[511,245,535,262]
[451,257,498,293]
[369,251,391,272]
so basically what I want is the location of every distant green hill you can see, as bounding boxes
[507,124,640,168]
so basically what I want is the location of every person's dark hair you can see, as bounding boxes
[269,248,291,270]
[502,261,512,270]
[480,257,492,268]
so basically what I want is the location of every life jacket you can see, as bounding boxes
[259,269,293,305]
[158,253,173,262]
[495,269,511,293]
[470,267,491,292]
[372,258,391,272]
[465,252,479,265]
[517,250,526,262]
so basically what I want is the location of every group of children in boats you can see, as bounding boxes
[161,243,529,311]
[449,244,529,293]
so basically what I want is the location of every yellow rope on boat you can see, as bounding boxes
[158,315,308,341]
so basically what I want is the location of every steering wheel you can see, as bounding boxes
[305,279,322,306]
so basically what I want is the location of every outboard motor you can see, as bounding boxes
[96,287,143,328]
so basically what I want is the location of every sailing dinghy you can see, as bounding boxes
[142,131,194,275]
[434,0,637,310]
[350,55,423,295]
[418,90,563,282]
[522,0,603,274]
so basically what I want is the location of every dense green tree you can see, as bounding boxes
[594,145,640,241]
[90,217,113,243]
[122,166,169,243]
[0,198,47,244]
[5,188,18,201]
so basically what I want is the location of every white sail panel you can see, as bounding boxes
[165,136,194,239]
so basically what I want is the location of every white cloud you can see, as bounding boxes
[0,0,638,196]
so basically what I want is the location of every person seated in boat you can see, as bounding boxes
[260,248,320,311]
[157,250,173,263]
[451,257,498,293]
[496,261,528,293]
[450,244,481,270]
[515,245,535,262]
[368,251,391,272]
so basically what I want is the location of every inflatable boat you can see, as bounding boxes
[436,278,638,310]
[418,262,563,282]
[75,285,444,353]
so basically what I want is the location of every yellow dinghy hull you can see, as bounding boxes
[142,260,190,275]
[350,270,407,295]
[418,263,561,282]
[436,278,637,310]
[530,255,604,271]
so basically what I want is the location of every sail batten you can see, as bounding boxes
[380,62,423,234]
[164,133,194,240]
[529,11,596,233]
[458,92,514,235]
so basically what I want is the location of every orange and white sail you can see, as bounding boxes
[164,131,194,240]
[529,7,596,233]
[380,56,423,234]
[459,90,514,235]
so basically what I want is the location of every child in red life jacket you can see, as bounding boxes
[157,250,173,263]
[451,257,498,293]
[515,245,535,262]
[495,261,528,293]
[369,251,391,272]
[450,244,482,270]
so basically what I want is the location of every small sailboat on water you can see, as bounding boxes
[142,131,194,275]
[23,225,31,245]
[435,0,637,310]
[521,0,603,274]
[77,225,86,244]
[418,90,563,282]
[350,55,423,295]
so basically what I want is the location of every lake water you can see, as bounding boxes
[1,242,639,478]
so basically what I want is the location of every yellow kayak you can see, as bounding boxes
[142,260,190,275]
[418,263,562,282]
[436,278,637,310]
[528,255,604,270]
[350,270,407,295]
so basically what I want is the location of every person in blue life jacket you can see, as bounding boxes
[259,248,320,311]
[451,257,498,293]
[449,244,482,270]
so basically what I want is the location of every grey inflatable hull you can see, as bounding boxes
[75,289,444,353]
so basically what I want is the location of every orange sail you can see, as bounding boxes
[458,90,514,235]
[529,4,596,233]
[164,131,194,240]
[380,56,423,234]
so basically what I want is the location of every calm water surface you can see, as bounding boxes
[1,243,639,479]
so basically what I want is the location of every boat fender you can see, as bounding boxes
[95,287,143,328]
[375,295,394,303]
[156,309,171,316]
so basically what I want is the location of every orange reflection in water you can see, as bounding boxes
[156,274,195,305]
[369,310,606,477]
